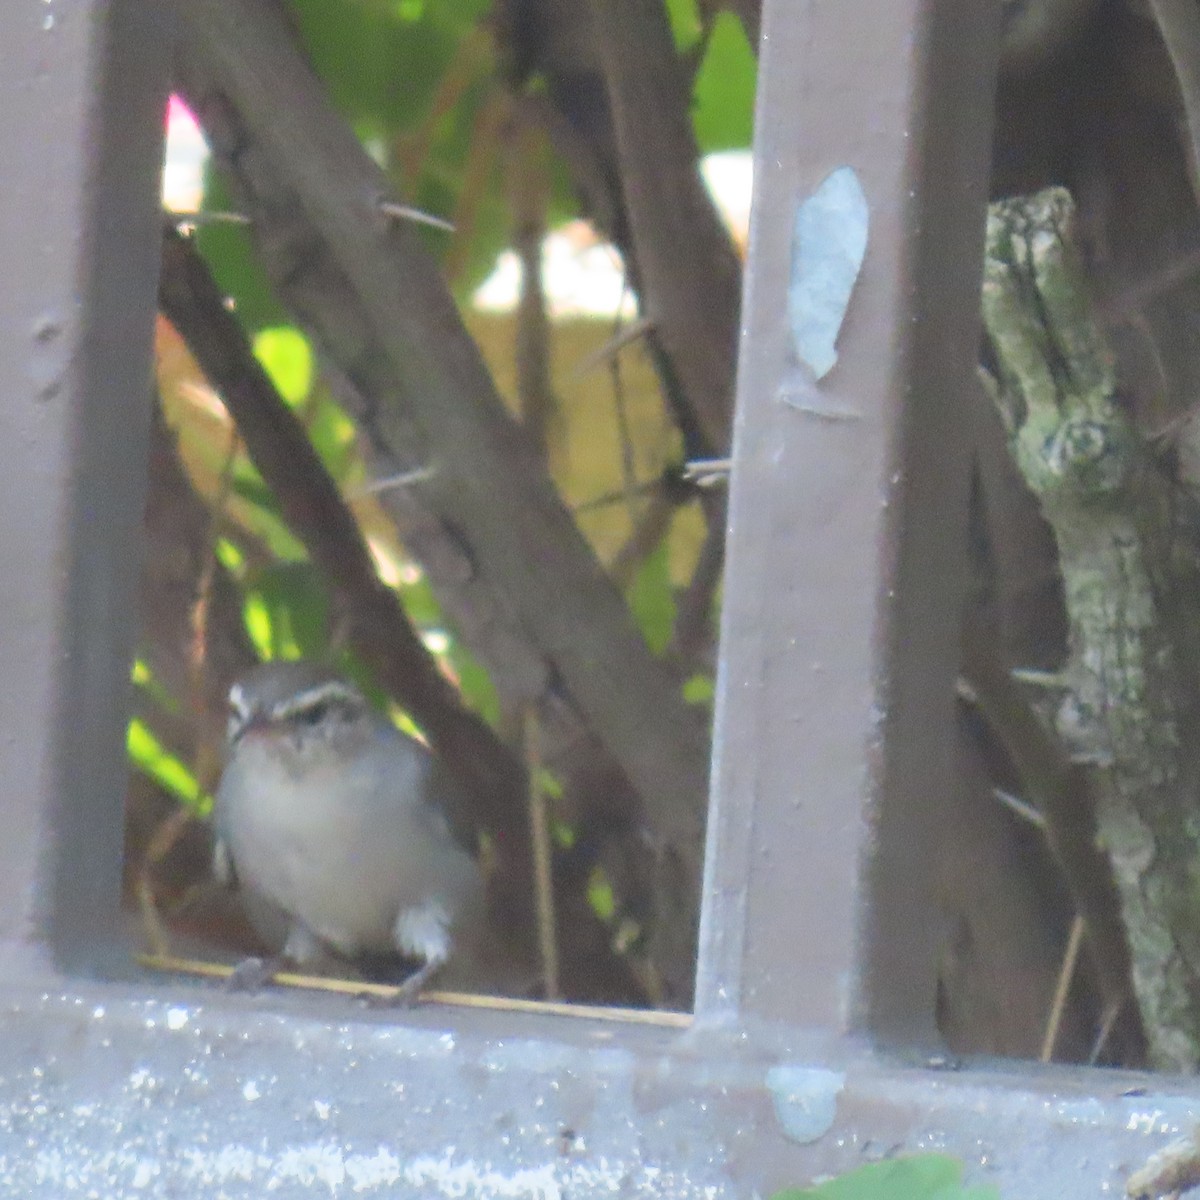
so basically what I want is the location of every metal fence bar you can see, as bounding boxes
[697,0,1002,1036]
[0,0,170,978]
[0,3,1193,1198]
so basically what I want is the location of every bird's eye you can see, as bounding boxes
[296,701,331,726]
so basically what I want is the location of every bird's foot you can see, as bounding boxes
[224,955,284,993]
[363,958,443,1008]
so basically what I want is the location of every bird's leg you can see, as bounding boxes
[388,956,445,1006]
[224,955,286,992]
[366,900,455,1006]
[225,923,325,993]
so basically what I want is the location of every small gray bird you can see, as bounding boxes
[212,660,483,998]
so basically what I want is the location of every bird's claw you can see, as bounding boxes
[224,955,280,993]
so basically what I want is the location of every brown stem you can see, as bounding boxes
[959,608,1141,1047]
[508,111,558,458]
[671,495,725,669]
[586,0,742,455]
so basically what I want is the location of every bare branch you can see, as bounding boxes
[586,0,742,455]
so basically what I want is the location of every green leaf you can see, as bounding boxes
[628,539,677,657]
[199,1,491,327]
[394,0,426,22]
[389,705,426,741]
[691,12,757,152]
[682,672,714,706]
[665,0,703,51]
[336,646,394,716]
[243,561,332,662]
[306,389,359,482]
[131,658,180,716]
[127,718,211,817]
[243,592,275,662]
[537,768,564,802]
[289,0,488,134]
[771,1155,999,1200]
[253,327,314,406]
[195,173,288,333]
[214,537,245,574]
[587,870,616,922]
[225,469,308,562]
[394,570,445,628]
[385,568,502,728]
[451,646,502,727]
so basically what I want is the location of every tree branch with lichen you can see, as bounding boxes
[982,186,1200,1070]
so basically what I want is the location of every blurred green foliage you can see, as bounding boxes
[666,0,756,149]
[693,13,756,149]
[244,562,332,662]
[253,327,313,406]
[772,1155,1001,1200]
[682,672,715,706]
[128,717,211,818]
[629,539,679,657]
[146,0,756,846]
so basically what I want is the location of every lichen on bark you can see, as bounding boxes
[982,187,1200,1070]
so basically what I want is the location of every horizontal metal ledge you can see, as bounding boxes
[0,975,1191,1199]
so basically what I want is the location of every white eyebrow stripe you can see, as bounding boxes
[228,683,252,720]
[271,680,361,720]
[226,682,256,745]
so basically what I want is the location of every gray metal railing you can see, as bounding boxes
[0,2,1189,1197]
